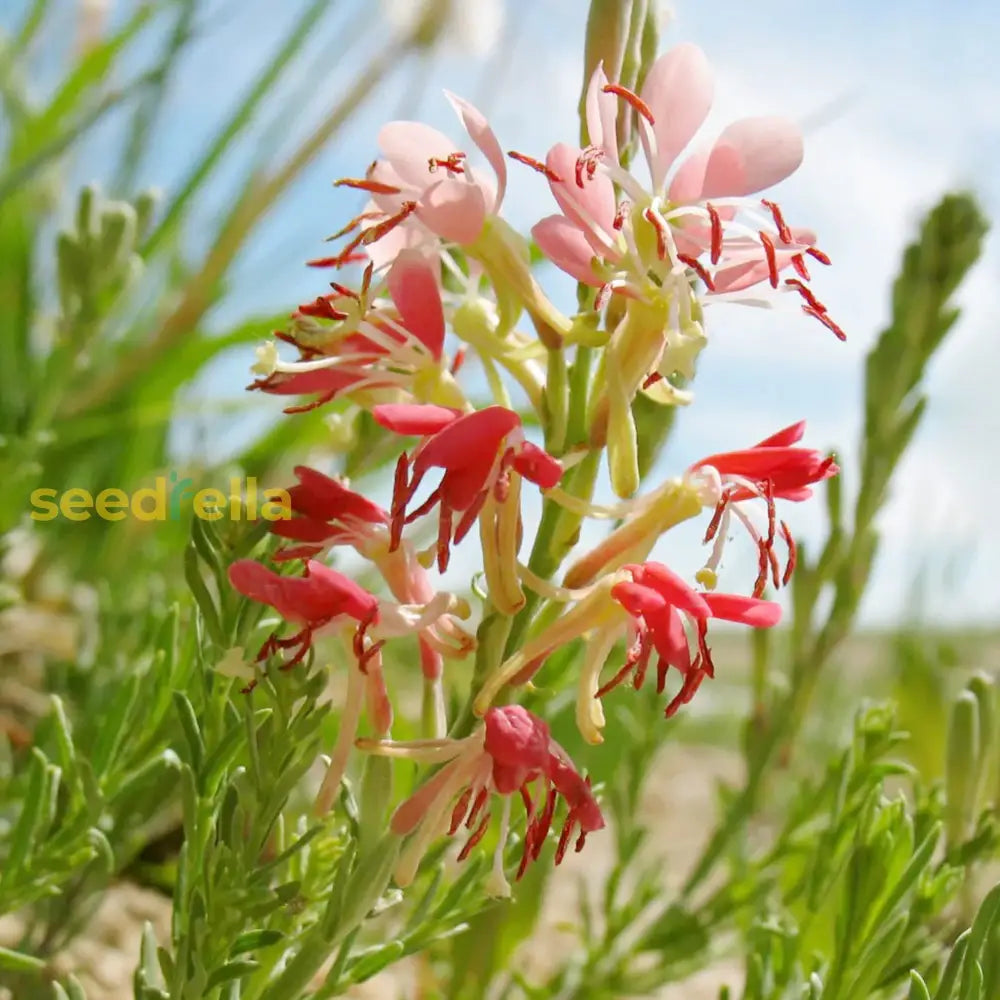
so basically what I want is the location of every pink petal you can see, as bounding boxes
[703,593,782,628]
[373,403,463,436]
[668,150,709,203]
[444,90,507,211]
[391,757,462,835]
[639,44,714,191]
[585,62,619,163]
[545,143,618,251]
[417,178,486,244]
[700,117,803,199]
[387,249,445,358]
[377,120,458,190]
[532,215,604,286]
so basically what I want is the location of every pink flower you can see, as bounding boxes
[327,91,507,263]
[686,421,838,596]
[374,403,563,572]
[249,251,460,413]
[529,45,842,341]
[359,705,604,894]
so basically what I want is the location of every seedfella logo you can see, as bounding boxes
[30,473,291,522]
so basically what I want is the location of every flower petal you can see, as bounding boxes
[417,178,487,244]
[703,593,782,628]
[415,406,521,473]
[532,215,604,286]
[585,62,619,163]
[700,116,803,199]
[629,562,712,619]
[639,43,714,191]
[545,143,618,252]
[373,402,463,436]
[378,120,458,189]
[388,249,445,358]
[444,90,507,210]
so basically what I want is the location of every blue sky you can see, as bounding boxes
[8,0,1000,625]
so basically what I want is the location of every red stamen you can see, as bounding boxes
[613,200,630,231]
[806,246,831,265]
[704,495,729,544]
[403,485,443,525]
[328,282,360,301]
[390,453,409,550]
[761,199,793,244]
[595,282,615,311]
[466,787,489,830]
[428,152,466,175]
[696,620,714,679]
[507,150,561,182]
[706,202,723,264]
[361,201,417,246]
[326,211,384,243]
[595,657,637,699]
[803,307,847,342]
[643,207,669,261]
[767,543,781,590]
[753,541,769,599]
[642,371,664,390]
[677,253,716,291]
[436,503,454,572]
[758,231,779,288]
[450,346,467,375]
[780,520,797,586]
[575,146,604,187]
[334,177,402,195]
[453,489,489,545]
[457,812,491,861]
[449,788,473,834]
[790,253,811,281]
[665,666,706,718]
[282,393,335,414]
[297,295,349,321]
[602,83,655,125]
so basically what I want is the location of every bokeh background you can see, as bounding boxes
[8,0,998,625]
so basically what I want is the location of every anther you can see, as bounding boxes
[428,152,466,174]
[575,146,604,187]
[677,253,716,291]
[643,207,669,260]
[805,246,831,265]
[601,83,655,125]
[761,199,793,244]
[507,150,561,182]
[780,520,796,586]
[333,177,402,195]
[706,203,723,264]
[758,231,779,288]
[361,201,418,245]
[613,200,630,231]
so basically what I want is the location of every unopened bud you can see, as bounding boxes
[945,690,981,845]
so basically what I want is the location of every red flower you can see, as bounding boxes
[361,705,604,894]
[228,558,379,669]
[374,403,563,571]
[607,561,780,715]
[687,421,838,596]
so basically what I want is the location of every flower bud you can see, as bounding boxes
[946,690,981,845]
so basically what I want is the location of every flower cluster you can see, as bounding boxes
[228,42,840,895]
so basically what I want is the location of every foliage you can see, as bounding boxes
[0,2,996,1000]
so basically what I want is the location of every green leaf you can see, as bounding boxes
[0,945,46,973]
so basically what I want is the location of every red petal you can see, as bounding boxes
[628,562,711,619]
[702,592,781,628]
[373,402,463,436]
[414,406,521,474]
